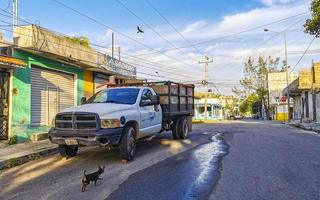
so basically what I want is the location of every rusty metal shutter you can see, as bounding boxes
[31,66,75,125]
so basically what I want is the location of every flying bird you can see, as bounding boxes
[137,26,144,34]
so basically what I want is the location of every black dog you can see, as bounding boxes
[82,165,105,192]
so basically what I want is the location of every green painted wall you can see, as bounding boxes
[11,50,84,141]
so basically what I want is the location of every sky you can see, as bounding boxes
[0,0,319,95]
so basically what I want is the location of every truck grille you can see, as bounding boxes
[55,112,99,130]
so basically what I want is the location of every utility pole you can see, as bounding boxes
[118,47,121,61]
[264,29,290,122]
[111,32,114,59]
[283,32,290,122]
[12,0,18,27]
[199,56,213,120]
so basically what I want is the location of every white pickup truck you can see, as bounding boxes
[49,81,194,161]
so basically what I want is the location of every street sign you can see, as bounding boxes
[280,96,287,103]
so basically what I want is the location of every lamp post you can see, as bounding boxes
[264,29,290,122]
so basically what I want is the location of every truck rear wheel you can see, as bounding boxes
[172,117,189,139]
[172,119,181,139]
[119,126,136,161]
[58,145,78,158]
[179,118,189,139]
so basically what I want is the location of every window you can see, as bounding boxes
[86,88,139,105]
[140,89,153,105]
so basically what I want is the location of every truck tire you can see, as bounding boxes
[179,117,189,139]
[119,126,136,161]
[58,145,78,158]
[172,118,181,140]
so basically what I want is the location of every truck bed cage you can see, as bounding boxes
[104,81,195,118]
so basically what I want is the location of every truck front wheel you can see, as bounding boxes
[58,145,78,158]
[119,126,136,161]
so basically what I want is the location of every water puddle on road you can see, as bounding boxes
[184,133,229,200]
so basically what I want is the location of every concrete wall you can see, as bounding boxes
[275,105,288,122]
[11,49,84,141]
[268,71,296,105]
[14,25,107,69]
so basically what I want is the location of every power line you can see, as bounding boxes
[144,0,203,56]
[0,11,204,78]
[115,0,197,63]
[291,36,317,72]
[0,40,186,82]
[50,0,197,69]
[135,11,309,56]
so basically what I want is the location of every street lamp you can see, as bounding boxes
[264,28,290,122]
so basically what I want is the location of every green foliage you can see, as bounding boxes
[66,36,91,48]
[304,0,320,37]
[8,135,18,145]
[233,56,281,118]
[239,94,259,114]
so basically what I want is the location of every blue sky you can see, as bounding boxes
[0,0,319,94]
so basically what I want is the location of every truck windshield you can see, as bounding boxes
[86,88,139,105]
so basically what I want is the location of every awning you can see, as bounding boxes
[0,55,26,68]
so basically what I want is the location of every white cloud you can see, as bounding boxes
[258,0,296,6]
[181,20,208,35]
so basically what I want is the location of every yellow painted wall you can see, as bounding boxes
[275,113,288,122]
[83,70,94,98]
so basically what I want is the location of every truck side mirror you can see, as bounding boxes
[81,97,87,105]
[152,95,160,105]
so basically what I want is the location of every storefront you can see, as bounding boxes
[0,55,26,140]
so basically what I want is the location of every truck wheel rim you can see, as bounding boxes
[183,120,188,137]
[128,128,136,156]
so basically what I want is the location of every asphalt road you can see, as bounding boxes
[1,120,320,200]
[107,121,320,200]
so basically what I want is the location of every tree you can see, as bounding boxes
[66,36,91,48]
[304,0,320,37]
[239,94,259,115]
[233,56,281,119]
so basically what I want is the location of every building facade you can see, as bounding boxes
[283,62,320,122]
[267,71,296,121]
[0,25,138,142]
[194,98,224,120]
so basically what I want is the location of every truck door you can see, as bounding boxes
[139,89,162,136]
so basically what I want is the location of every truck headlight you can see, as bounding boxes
[100,119,121,128]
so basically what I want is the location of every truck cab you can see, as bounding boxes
[49,82,194,161]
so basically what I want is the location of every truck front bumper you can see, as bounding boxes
[48,127,123,147]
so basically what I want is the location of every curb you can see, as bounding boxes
[0,146,59,170]
[288,123,320,135]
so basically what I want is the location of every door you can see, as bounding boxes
[0,70,9,140]
[31,66,75,126]
[139,89,162,136]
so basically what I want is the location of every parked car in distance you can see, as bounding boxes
[228,114,244,120]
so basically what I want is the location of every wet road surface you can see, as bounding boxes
[106,133,228,200]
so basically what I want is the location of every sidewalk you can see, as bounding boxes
[289,121,320,134]
[0,139,58,170]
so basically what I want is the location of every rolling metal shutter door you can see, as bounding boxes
[31,66,75,125]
